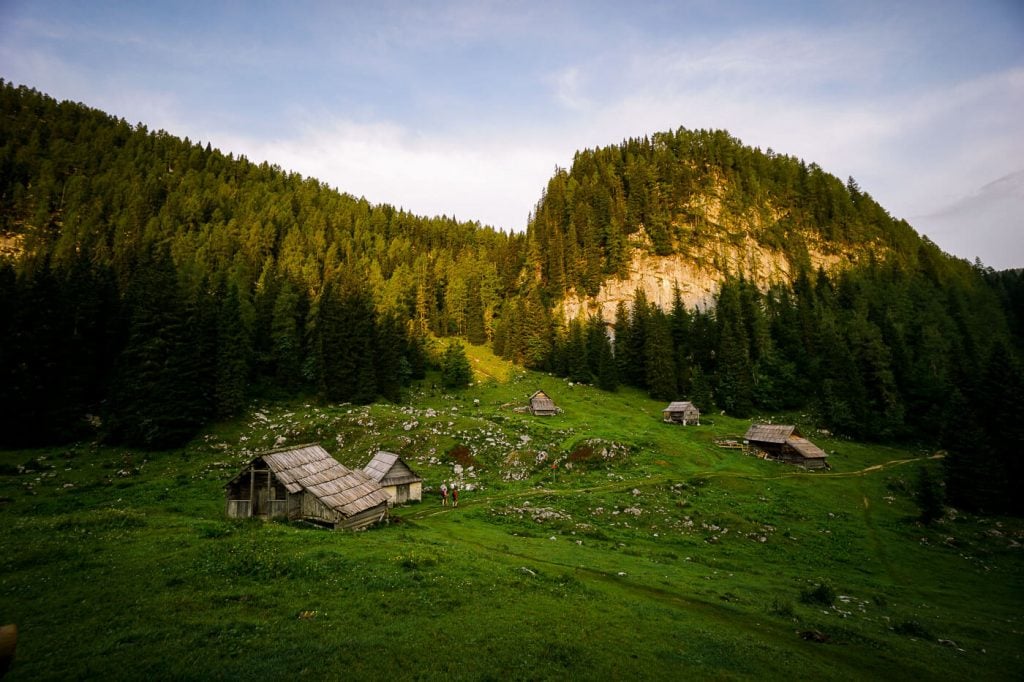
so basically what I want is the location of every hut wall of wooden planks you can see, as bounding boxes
[662,401,700,425]
[224,444,389,530]
[363,451,423,506]
[529,390,558,416]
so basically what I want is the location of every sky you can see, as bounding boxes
[1,0,1022,268]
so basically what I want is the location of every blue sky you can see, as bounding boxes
[2,0,1022,267]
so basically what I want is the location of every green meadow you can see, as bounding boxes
[1,345,1021,680]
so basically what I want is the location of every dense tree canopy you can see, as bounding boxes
[0,82,524,447]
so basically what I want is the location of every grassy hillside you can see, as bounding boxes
[1,343,1021,680]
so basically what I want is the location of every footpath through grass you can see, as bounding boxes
[1,355,1022,679]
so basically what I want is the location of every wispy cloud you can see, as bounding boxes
[216,118,555,230]
[547,66,591,111]
[911,169,1024,269]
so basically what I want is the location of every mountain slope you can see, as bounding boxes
[524,128,934,317]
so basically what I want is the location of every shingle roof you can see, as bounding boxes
[786,437,828,460]
[364,451,422,486]
[530,390,557,412]
[663,401,698,412]
[744,424,797,443]
[258,444,389,518]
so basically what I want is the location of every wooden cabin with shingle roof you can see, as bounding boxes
[364,451,423,506]
[743,424,829,469]
[529,390,558,416]
[225,444,389,530]
[662,401,700,425]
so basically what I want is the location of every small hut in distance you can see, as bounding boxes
[363,451,423,506]
[225,444,390,530]
[743,424,829,469]
[528,390,559,416]
[663,401,700,425]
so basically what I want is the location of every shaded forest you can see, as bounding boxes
[0,81,525,448]
[1,81,1022,512]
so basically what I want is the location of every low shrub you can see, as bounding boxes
[893,619,932,639]
[800,582,836,606]
[769,598,796,618]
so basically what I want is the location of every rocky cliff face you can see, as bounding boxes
[556,169,889,320]
[559,234,870,322]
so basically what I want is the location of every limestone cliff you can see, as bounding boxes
[559,234,873,322]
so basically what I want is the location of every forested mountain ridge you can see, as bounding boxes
[2,81,1022,513]
[0,81,525,447]
[526,128,952,317]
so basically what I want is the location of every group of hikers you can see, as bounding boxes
[439,482,459,507]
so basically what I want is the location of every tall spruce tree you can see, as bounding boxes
[270,281,304,390]
[375,311,408,402]
[215,283,250,418]
[714,281,754,417]
[586,314,618,391]
[645,310,678,400]
[565,317,590,384]
[625,289,650,388]
[315,277,379,404]
[441,339,473,389]
[106,252,207,448]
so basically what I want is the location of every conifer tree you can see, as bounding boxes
[586,315,619,391]
[645,310,678,400]
[625,289,650,388]
[565,317,590,384]
[521,289,553,370]
[613,301,632,384]
[914,466,944,525]
[374,311,407,402]
[107,252,206,448]
[270,281,303,389]
[465,283,488,345]
[689,365,715,413]
[669,286,692,394]
[315,277,378,404]
[441,340,473,389]
[215,283,250,418]
[714,281,754,416]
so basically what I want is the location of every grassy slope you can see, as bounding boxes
[1,343,1021,680]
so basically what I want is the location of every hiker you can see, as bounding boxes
[452,484,459,507]
[440,482,448,506]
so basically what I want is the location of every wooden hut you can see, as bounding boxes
[662,401,700,425]
[743,424,829,469]
[529,390,558,416]
[224,444,389,530]
[363,451,423,506]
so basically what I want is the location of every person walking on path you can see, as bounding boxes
[440,483,448,506]
[452,484,459,507]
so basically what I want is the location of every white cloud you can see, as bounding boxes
[911,170,1024,270]
[548,66,591,111]
[215,119,555,231]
